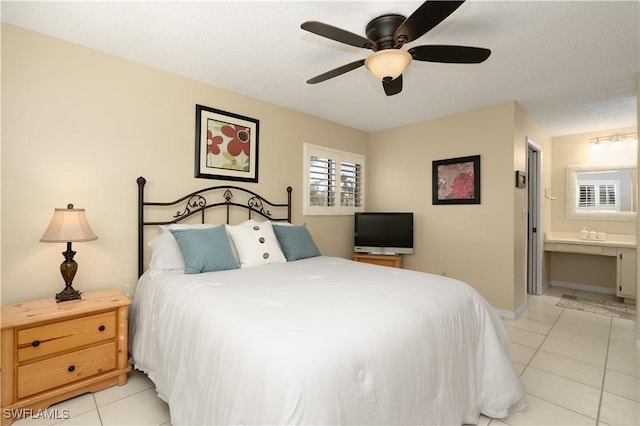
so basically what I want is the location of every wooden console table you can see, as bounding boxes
[352,253,403,268]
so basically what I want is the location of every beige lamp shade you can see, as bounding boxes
[40,204,98,243]
[364,50,412,81]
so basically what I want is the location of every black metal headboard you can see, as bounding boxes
[137,176,292,277]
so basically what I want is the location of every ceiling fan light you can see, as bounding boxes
[364,50,412,81]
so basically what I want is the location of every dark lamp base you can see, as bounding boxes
[56,285,82,303]
[56,242,82,302]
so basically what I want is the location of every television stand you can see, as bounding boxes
[352,253,403,268]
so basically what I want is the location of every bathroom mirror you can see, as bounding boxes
[566,164,637,221]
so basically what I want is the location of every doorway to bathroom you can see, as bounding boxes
[527,139,543,295]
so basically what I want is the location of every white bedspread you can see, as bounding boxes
[130,256,525,425]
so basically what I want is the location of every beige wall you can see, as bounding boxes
[6,23,626,320]
[367,101,550,312]
[551,126,637,235]
[1,24,369,304]
[549,252,616,286]
[548,126,637,290]
[0,23,3,311]
[514,103,553,302]
[637,72,639,347]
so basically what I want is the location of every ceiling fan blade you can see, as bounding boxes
[382,75,403,96]
[306,59,366,84]
[301,21,376,50]
[394,1,465,45]
[409,45,491,63]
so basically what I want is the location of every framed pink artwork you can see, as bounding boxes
[432,155,480,205]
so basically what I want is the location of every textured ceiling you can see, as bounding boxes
[2,1,638,137]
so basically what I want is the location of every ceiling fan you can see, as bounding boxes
[301,0,491,96]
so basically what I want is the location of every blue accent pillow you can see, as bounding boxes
[169,227,239,273]
[273,224,321,261]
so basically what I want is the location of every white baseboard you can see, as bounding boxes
[494,300,528,320]
[494,308,515,320]
[550,280,616,295]
[514,300,528,319]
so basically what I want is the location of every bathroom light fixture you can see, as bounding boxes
[364,50,412,81]
[589,132,637,145]
[40,204,98,302]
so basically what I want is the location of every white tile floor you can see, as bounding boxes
[10,286,639,426]
[498,287,639,426]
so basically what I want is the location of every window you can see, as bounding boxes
[577,180,619,211]
[303,143,365,215]
[578,184,596,207]
[599,184,616,207]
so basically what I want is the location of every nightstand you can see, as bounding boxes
[352,253,403,268]
[1,289,132,426]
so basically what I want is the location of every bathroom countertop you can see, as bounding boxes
[544,232,636,248]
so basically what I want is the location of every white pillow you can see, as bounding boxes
[148,223,219,270]
[226,221,286,268]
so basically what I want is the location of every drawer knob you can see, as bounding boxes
[68,365,76,372]
[98,325,106,332]
[32,340,40,347]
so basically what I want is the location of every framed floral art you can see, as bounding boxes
[195,105,259,182]
[432,155,480,205]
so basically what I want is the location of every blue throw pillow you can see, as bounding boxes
[273,224,321,261]
[169,226,239,273]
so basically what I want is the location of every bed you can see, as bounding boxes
[130,177,526,425]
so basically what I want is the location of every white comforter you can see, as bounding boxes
[130,256,525,425]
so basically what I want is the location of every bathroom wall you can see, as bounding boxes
[636,72,639,348]
[551,126,637,235]
[549,126,637,291]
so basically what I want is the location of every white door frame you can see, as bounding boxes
[527,138,544,295]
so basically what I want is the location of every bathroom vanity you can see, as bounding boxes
[544,232,636,302]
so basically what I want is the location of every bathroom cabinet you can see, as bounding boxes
[543,232,636,302]
[617,247,637,300]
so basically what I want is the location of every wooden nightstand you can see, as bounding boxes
[352,253,403,268]
[1,289,132,426]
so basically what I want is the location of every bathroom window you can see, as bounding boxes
[578,180,619,211]
[566,165,635,221]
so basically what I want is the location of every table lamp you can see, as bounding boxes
[40,204,98,302]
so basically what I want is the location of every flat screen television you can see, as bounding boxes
[354,212,414,255]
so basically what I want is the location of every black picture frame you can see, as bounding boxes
[432,155,481,205]
[195,104,259,182]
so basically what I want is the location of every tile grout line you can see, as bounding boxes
[515,304,601,421]
[517,298,565,376]
[46,394,100,426]
[94,393,105,426]
[95,385,158,410]
[595,317,614,425]
[512,296,606,424]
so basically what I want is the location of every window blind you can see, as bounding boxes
[339,161,362,208]
[579,182,618,210]
[579,184,596,207]
[309,156,336,207]
[598,184,616,206]
[303,144,365,215]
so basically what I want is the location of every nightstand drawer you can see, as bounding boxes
[17,341,116,398]
[17,311,116,362]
